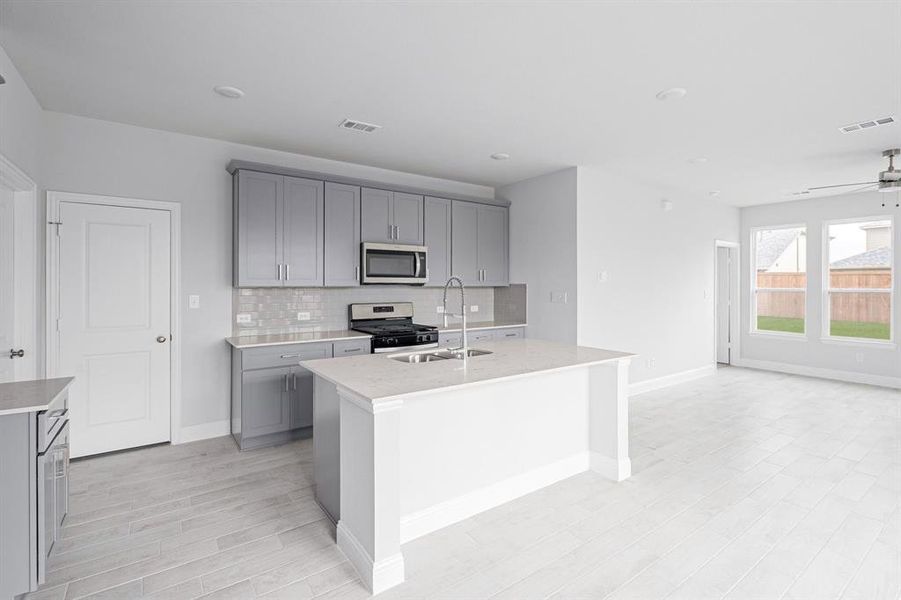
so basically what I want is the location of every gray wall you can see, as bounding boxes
[0,45,42,181]
[499,168,578,343]
[38,110,494,431]
[740,191,900,383]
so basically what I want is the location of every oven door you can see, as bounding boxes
[361,243,428,285]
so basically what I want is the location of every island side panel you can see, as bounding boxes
[588,358,632,481]
[312,376,340,523]
[336,390,405,594]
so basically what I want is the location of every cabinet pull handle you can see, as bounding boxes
[505,333,516,337]
[355,266,359,281]
[277,264,282,280]
[388,224,393,240]
[285,264,290,281]
[280,353,301,359]
[395,225,400,240]
[343,347,359,353]
[284,374,289,392]
[293,373,297,390]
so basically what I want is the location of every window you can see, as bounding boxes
[825,219,893,342]
[752,226,807,335]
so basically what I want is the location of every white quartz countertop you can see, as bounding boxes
[226,330,372,349]
[437,321,527,333]
[0,377,74,416]
[301,338,633,404]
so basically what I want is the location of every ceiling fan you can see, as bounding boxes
[794,148,901,196]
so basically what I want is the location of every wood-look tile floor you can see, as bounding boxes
[27,367,899,600]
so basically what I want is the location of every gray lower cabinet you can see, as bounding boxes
[231,340,369,450]
[451,201,509,287]
[361,187,423,244]
[438,326,525,347]
[324,182,361,287]
[234,170,324,287]
[424,197,451,286]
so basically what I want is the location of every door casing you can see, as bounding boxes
[46,191,183,444]
[714,240,741,366]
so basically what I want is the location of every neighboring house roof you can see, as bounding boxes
[756,228,800,270]
[830,247,892,269]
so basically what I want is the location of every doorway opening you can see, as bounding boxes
[715,241,740,366]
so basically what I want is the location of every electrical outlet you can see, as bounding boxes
[297,312,311,321]
[550,291,568,304]
[436,306,445,313]
[236,313,252,324]
[598,270,610,283]
[188,294,200,309]
[470,305,479,313]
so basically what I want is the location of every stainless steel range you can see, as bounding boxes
[349,302,439,353]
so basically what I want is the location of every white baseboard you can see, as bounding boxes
[590,452,632,482]
[337,521,405,595]
[174,419,230,444]
[400,452,590,543]
[732,358,901,389]
[629,364,717,396]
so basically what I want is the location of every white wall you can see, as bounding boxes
[576,167,740,384]
[39,111,494,432]
[739,192,901,385]
[499,168,578,343]
[0,44,42,181]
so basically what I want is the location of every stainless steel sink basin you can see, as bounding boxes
[390,348,493,363]
[445,348,493,358]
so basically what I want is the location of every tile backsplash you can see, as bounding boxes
[232,284,527,336]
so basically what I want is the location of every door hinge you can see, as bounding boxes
[48,221,62,236]
[55,318,61,332]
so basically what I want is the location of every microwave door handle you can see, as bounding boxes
[415,252,421,277]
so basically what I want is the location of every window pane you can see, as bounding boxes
[829,291,891,340]
[756,290,805,333]
[828,220,892,290]
[755,227,807,289]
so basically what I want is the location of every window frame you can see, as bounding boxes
[821,216,895,347]
[749,223,808,339]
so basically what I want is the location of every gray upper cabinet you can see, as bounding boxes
[324,182,361,287]
[451,201,480,285]
[451,201,509,287]
[424,197,452,286]
[477,204,508,286]
[283,177,325,286]
[234,170,324,287]
[361,187,423,245]
[235,171,283,287]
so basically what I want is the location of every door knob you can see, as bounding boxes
[156,336,167,343]
[9,348,24,359]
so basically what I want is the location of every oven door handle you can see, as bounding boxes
[373,342,439,354]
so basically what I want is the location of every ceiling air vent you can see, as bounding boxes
[840,116,895,133]
[339,118,382,133]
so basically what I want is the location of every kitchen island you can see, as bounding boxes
[302,338,634,594]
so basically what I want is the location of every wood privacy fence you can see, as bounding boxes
[757,270,891,323]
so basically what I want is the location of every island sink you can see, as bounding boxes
[389,348,493,363]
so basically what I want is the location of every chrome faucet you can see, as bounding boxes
[442,276,467,356]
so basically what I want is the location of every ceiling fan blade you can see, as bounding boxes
[807,181,878,191]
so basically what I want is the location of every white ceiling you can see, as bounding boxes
[1,1,899,206]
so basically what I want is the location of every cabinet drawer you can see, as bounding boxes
[241,343,331,370]
[332,339,371,356]
[438,333,462,347]
[470,331,496,343]
[495,327,524,340]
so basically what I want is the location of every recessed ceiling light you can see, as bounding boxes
[490,153,511,161]
[656,87,687,101]
[213,86,245,99]
[688,157,708,165]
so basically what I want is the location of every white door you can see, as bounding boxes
[57,201,171,457]
[716,246,732,364]
[0,187,14,382]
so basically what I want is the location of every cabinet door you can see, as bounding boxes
[361,187,393,243]
[235,171,283,287]
[324,182,361,286]
[38,450,55,582]
[392,192,424,245]
[470,331,496,344]
[55,426,69,531]
[424,197,451,286]
[283,177,324,286]
[241,367,291,438]
[288,346,330,430]
[451,201,480,286]
[478,205,509,286]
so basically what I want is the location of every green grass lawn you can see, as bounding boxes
[757,316,890,340]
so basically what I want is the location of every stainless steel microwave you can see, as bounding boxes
[361,242,428,285]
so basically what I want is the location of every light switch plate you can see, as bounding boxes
[297,312,311,321]
[436,306,445,313]
[236,313,252,324]
[598,271,610,283]
[188,294,200,309]
[470,305,479,313]
[550,291,568,304]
